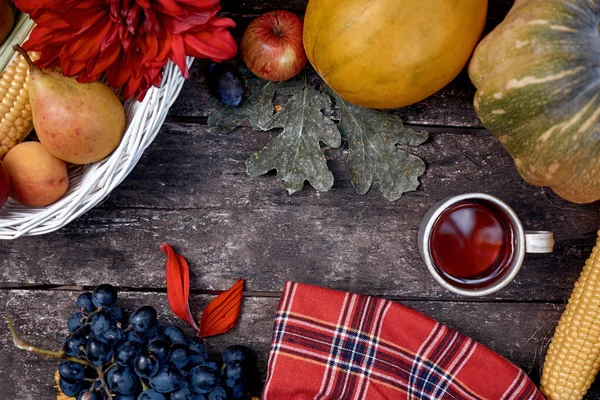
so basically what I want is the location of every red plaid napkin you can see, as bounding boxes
[263,282,544,400]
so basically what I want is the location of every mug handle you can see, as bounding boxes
[525,231,554,253]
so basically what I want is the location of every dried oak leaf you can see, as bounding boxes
[209,73,341,193]
[328,89,429,201]
[209,70,427,199]
[245,74,341,193]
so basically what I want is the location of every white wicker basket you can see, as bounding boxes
[0,22,193,239]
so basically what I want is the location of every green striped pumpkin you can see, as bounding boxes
[468,0,600,204]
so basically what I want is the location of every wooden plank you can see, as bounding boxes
[0,289,560,398]
[218,0,515,21]
[169,0,516,127]
[0,123,597,301]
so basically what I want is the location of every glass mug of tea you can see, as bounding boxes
[418,193,554,296]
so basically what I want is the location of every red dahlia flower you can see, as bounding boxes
[14,0,237,100]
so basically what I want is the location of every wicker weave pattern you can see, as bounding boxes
[0,57,193,239]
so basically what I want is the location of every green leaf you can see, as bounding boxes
[207,71,295,133]
[329,89,429,201]
[246,74,341,193]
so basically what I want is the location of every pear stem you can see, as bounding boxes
[12,45,37,72]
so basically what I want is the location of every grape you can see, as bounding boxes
[203,360,219,372]
[188,353,206,369]
[145,324,161,338]
[137,390,166,400]
[57,285,261,400]
[207,386,227,400]
[90,312,115,336]
[147,340,170,362]
[58,361,85,382]
[116,342,142,367]
[230,383,249,400]
[129,306,158,333]
[107,366,140,395]
[149,365,182,393]
[92,284,118,308]
[78,391,104,400]
[102,326,126,345]
[127,330,148,345]
[170,381,194,400]
[160,325,186,344]
[206,63,245,107]
[134,353,160,379]
[222,360,246,388]
[187,338,207,358]
[222,345,253,365]
[189,366,218,394]
[77,292,96,312]
[64,326,90,357]
[86,337,114,366]
[168,343,191,369]
[68,312,85,333]
[59,377,86,397]
[148,333,170,344]
[107,306,126,324]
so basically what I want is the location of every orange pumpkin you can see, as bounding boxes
[303,0,488,109]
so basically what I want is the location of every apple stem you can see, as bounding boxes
[12,45,37,72]
[273,12,282,36]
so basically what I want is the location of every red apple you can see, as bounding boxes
[241,10,308,81]
[0,161,10,208]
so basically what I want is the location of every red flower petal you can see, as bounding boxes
[182,28,237,61]
[19,0,236,99]
[199,279,245,338]
[106,54,131,88]
[161,8,221,34]
[161,244,199,330]
[153,0,187,16]
[60,16,111,63]
[169,34,190,79]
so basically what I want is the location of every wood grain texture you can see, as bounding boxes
[0,289,559,399]
[0,124,597,301]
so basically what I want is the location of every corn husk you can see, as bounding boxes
[0,12,35,74]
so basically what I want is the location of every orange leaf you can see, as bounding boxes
[199,279,244,338]
[161,244,198,330]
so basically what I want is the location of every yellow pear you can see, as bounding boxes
[14,46,126,164]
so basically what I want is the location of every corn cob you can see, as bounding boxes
[0,52,38,159]
[540,230,600,400]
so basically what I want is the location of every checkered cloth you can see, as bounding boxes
[263,282,544,400]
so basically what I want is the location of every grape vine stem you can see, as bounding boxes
[98,366,113,398]
[5,304,93,368]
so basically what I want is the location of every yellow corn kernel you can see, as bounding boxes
[0,52,38,159]
[541,230,600,400]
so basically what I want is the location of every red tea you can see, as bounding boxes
[429,200,516,288]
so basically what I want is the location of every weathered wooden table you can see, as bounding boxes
[2,1,600,398]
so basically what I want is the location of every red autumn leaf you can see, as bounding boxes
[161,244,198,330]
[199,279,245,338]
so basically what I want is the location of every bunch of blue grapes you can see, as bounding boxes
[59,284,258,400]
